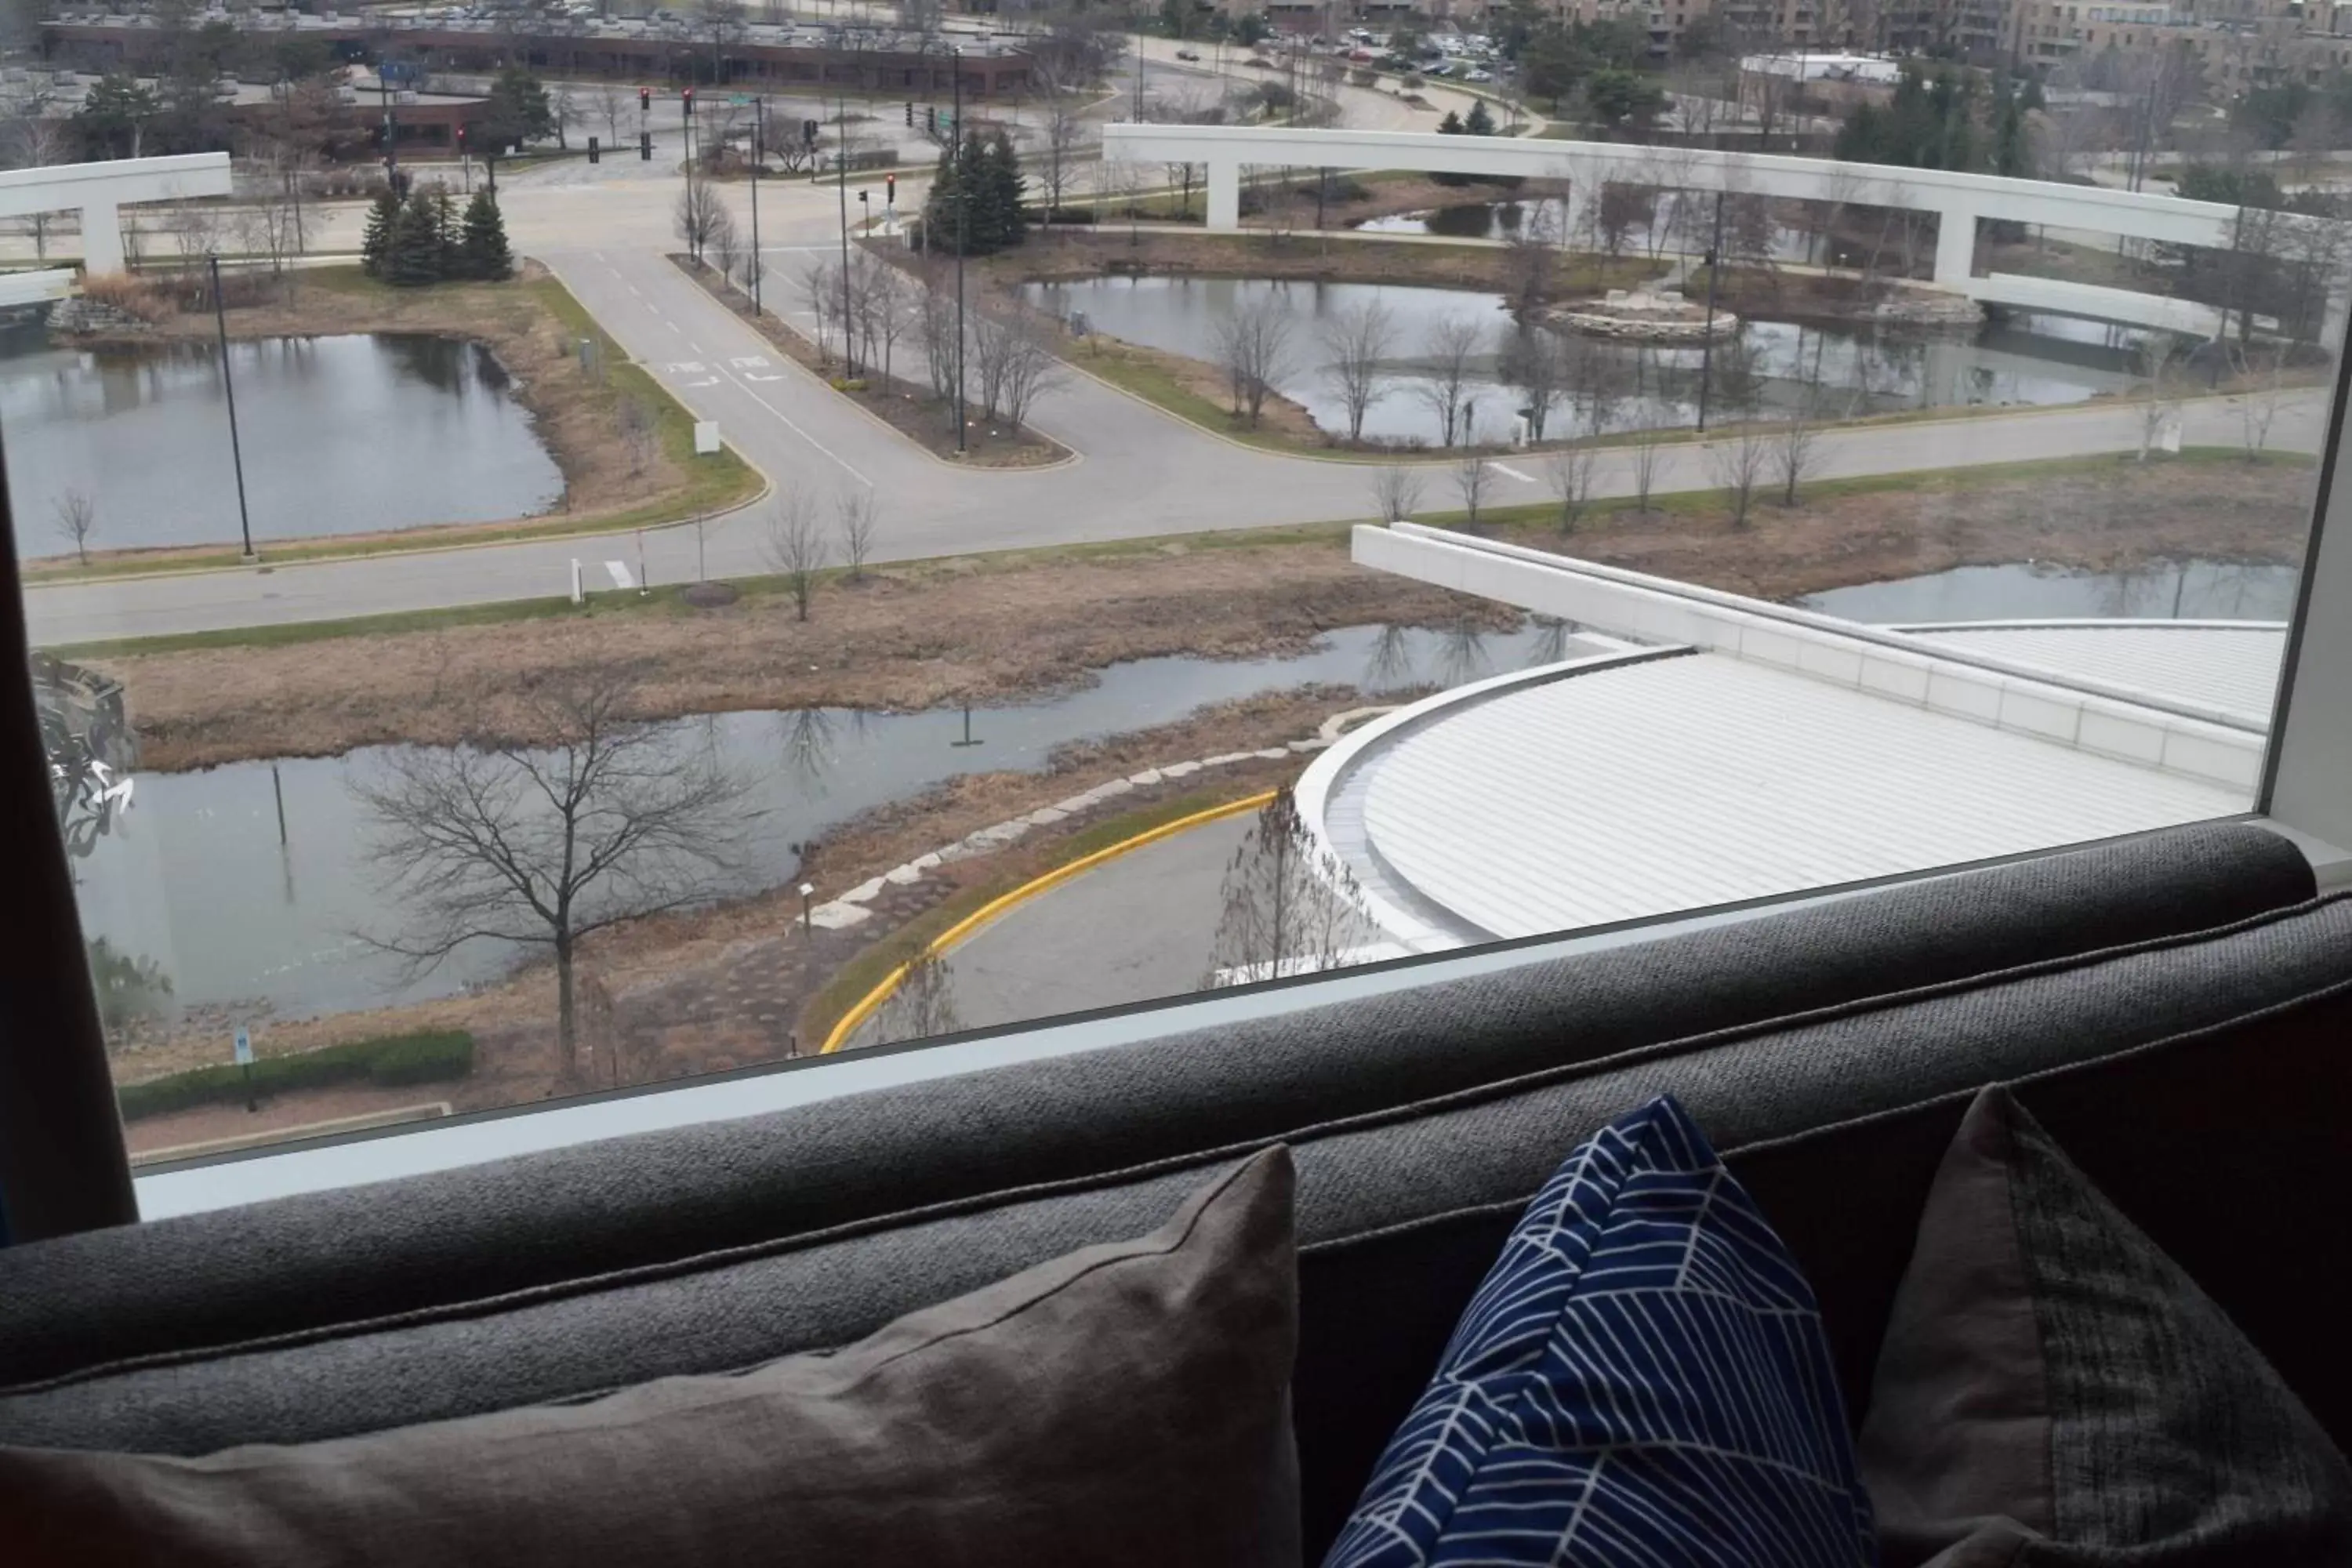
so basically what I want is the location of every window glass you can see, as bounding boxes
[5,11,2339,1163]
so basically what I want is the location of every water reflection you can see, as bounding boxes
[1798,557,2303,623]
[2,332,562,553]
[1025,276,2142,445]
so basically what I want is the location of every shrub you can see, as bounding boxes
[116,1029,475,1122]
[78,273,173,323]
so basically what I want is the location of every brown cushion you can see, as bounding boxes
[0,1147,1301,1568]
[1858,1087,2352,1566]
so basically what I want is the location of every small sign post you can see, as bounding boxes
[692,419,720,456]
[234,1026,256,1112]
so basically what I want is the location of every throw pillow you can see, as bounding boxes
[1325,1094,1877,1567]
[1859,1087,2352,1567]
[0,1146,1301,1568]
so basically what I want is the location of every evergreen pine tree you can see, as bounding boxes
[387,189,444,285]
[985,127,1027,250]
[359,187,399,278]
[433,187,459,278]
[459,188,514,281]
[957,131,1000,253]
[1465,99,1497,136]
[920,138,964,254]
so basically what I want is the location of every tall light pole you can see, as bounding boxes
[1695,191,1726,434]
[837,67,854,376]
[209,255,256,562]
[750,95,764,313]
[953,45,967,452]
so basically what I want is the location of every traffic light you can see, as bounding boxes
[885,172,895,206]
[682,86,695,117]
[455,125,466,154]
[639,85,650,112]
[803,118,818,146]
[587,135,599,165]
[641,130,652,159]
[925,105,937,135]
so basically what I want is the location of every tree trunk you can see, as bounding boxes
[555,934,578,1081]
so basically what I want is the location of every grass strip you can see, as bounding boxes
[116,1029,474,1123]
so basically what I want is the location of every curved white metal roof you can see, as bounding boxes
[1892,622,2287,731]
[1352,652,2249,941]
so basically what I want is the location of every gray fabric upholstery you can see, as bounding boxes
[0,822,2342,1561]
[1860,1091,2352,1566]
[1,1150,1303,1568]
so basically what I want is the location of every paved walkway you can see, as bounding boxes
[858,811,1254,1046]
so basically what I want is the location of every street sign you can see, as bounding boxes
[728,94,750,105]
[234,1026,252,1066]
[693,420,720,456]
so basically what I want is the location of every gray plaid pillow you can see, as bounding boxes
[1859,1087,2352,1566]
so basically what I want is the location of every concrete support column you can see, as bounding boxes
[1206,159,1240,232]
[1933,204,1978,287]
[79,200,125,275]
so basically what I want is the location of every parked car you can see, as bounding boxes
[1174,49,1200,60]
[1465,68,1494,82]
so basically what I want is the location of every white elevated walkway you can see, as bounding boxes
[0,153,233,274]
[1102,125,2293,336]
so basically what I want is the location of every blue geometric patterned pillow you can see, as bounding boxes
[1324,1094,1877,1567]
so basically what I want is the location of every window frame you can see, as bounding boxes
[8,205,2352,1241]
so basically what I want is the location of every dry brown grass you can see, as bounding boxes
[99,540,1504,770]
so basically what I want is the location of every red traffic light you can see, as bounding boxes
[638,86,650,110]
[885,173,896,198]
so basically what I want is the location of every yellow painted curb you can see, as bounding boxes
[820,788,1277,1054]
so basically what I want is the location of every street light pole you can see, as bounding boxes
[209,254,256,561]
[1696,191,1726,435]
[837,71,854,376]
[750,96,764,313]
[953,45,967,453]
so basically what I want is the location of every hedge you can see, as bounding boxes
[117,1029,475,1123]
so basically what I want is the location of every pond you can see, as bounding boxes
[2,332,564,555]
[1023,275,2141,446]
[67,619,1586,1023]
[1798,558,2303,623]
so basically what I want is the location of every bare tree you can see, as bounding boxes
[764,491,826,620]
[675,172,727,263]
[593,81,630,149]
[1548,442,1599,534]
[873,949,962,1044]
[53,491,96,566]
[2136,332,2183,461]
[916,269,958,402]
[801,258,840,365]
[1454,452,1494,531]
[355,673,750,1081]
[969,315,1064,432]
[836,488,879,580]
[1202,787,1373,987]
[1628,427,1665,514]
[2234,343,2288,463]
[1416,315,1485,448]
[1036,66,1087,220]
[861,261,910,384]
[618,395,658,477]
[1371,463,1424,524]
[708,203,742,289]
[1319,299,1396,444]
[1501,327,1568,442]
[1710,426,1771,528]
[1213,297,1294,429]
[1775,394,1821,507]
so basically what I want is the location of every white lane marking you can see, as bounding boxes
[688,341,703,354]
[605,561,635,590]
[664,318,681,332]
[730,355,771,368]
[626,283,644,297]
[1490,462,1538,484]
[665,361,706,372]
